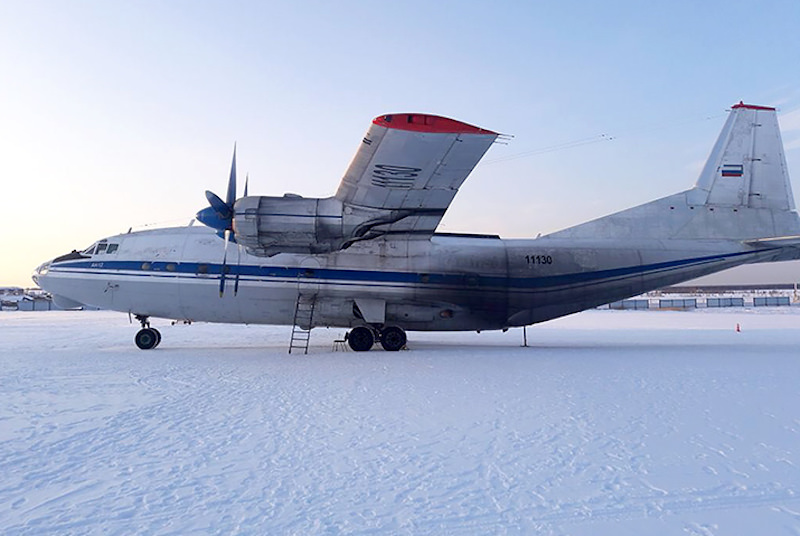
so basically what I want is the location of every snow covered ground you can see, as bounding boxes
[2,309,800,535]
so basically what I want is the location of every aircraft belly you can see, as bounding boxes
[40,271,115,310]
[114,274,186,320]
[236,282,298,325]
[176,277,240,323]
[401,288,508,330]
[405,240,509,331]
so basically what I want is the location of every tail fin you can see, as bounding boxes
[688,102,795,210]
[546,102,800,241]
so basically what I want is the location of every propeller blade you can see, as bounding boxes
[234,243,241,296]
[226,144,237,207]
[244,173,249,197]
[205,190,231,220]
[219,230,230,297]
[196,206,226,230]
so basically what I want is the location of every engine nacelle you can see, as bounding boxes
[234,195,406,256]
[231,196,344,256]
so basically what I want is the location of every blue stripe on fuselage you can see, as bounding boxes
[49,248,768,291]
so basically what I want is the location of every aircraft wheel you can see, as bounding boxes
[152,328,162,348]
[135,328,159,350]
[380,326,406,352]
[348,326,374,352]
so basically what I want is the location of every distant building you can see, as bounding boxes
[17,297,57,311]
[0,287,100,311]
[1,287,25,309]
[680,260,800,288]
[0,286,25,299]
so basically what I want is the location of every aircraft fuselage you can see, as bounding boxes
[35,225,784,332]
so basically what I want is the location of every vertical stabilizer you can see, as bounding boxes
[689,103,795,210]
[544,102,800,241]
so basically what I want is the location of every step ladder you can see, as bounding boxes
[289,293,316,354]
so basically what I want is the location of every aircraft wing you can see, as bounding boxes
[335,113,498,237]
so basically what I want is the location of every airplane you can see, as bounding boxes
[33,103,800,352]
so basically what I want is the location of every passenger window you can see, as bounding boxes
[106,244,119,254]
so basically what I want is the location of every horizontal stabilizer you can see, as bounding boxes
[744,235,800,248]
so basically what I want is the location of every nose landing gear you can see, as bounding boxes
[134,315,161,350]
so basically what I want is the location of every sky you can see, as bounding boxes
[3,0,800,287]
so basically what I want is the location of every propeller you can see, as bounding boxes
[197,145,237,235]
[196,146,240,297]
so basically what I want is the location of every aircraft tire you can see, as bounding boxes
[379,326,406,352]
[348,326,374,352]
[135,328,159,350]
[152,328,162,348]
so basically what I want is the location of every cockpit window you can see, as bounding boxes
[81,242,119,255]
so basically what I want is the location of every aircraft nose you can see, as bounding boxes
[32,260,51,286]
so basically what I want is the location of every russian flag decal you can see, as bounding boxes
[721,164,744,177]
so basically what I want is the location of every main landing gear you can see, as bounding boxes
[347,325,407,352]
[134,315,161,350]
